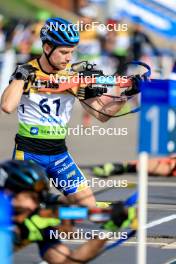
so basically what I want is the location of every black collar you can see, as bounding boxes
[37,58,56,75]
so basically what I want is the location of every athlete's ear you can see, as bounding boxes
[43,43,52,55]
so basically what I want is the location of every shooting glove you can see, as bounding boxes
[10,64,37,83]
[77,85,107,100]
[121,74,147,97]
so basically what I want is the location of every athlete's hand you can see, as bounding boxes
[121,74,148,97]
[77,85,107,100]
[12,64,38,82]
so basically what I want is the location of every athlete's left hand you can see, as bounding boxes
[121,74,148,97]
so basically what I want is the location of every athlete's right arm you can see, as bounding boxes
[1,80,25,114]
[1,64,37,114]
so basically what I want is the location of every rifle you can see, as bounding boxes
[29,60,149,95]
[38,192,137,227]
[39,195,113,223]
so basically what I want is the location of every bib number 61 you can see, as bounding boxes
[39,98,60,116]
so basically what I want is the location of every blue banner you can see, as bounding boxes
[122,0,176,38]
[139,80,176,154]
[168,108,176,153]
[141,79,169,105]
[169,81,176,107]
[139,104,168,154]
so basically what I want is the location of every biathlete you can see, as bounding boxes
[1,17,141,208]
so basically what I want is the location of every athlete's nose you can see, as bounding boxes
[66,53,72,62]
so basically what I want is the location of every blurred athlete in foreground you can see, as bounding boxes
[0,160,136,263]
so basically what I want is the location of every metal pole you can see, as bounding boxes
[137,152,148,264]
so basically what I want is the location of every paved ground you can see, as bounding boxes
[0,101,176,264]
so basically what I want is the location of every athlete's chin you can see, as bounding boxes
[59,63,67,69]
[53,63,67,71]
